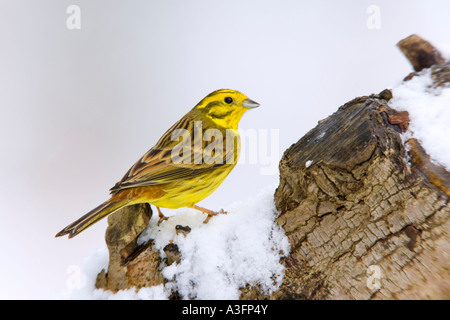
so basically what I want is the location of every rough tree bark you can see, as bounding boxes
[270,35,450,300]
[95,204,165,292]
[95,35,450,300]
[272,94,449,300]
[397,34,445,72]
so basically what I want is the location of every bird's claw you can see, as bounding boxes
[203,209,227,224]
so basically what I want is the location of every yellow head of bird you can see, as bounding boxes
[195,89,260,129]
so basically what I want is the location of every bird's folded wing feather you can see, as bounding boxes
[109,113,239,193]
[109,143,230,193]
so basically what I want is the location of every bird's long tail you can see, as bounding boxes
[55,199,128,238]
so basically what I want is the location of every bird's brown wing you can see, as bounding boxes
[109,147,220,193]
[110,113,239,193]
[109,137,236,193]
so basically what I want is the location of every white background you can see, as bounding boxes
[0,0,449,299]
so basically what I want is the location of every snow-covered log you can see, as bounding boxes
[94,35,450,300]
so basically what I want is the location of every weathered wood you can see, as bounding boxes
[272,91,450,299]
[95,204,165,292]
[407,138,450,197]
[397,34,445,72]
[270,36,450,299]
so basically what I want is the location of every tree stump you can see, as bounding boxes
[272,35,450,300]
[273,92,449,299]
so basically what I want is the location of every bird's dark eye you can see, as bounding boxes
[224,97,233,104]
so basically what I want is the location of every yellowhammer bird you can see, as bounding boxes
[56,89,259,238]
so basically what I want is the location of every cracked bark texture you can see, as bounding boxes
[272,91,450,299]
[268,34,450,300]
[95,204,165,292]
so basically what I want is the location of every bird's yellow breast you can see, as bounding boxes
[149,163,237,209]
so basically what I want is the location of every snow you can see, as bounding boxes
[389,68,450,170]
[60,186,289,300]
